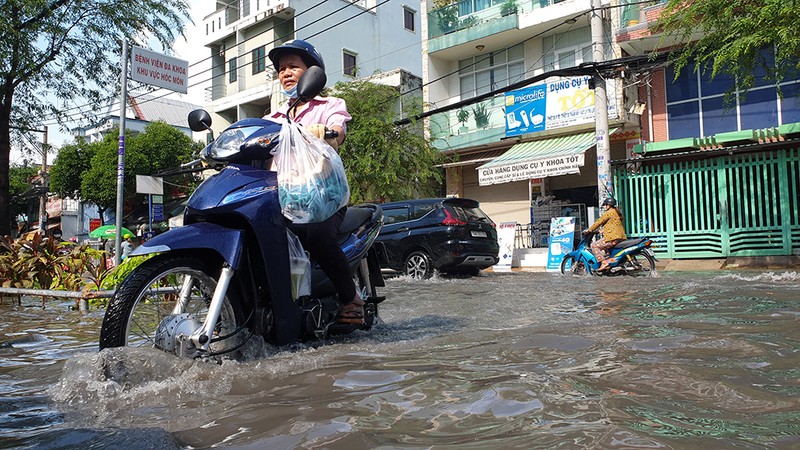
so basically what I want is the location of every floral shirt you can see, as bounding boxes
[589,207,627,241]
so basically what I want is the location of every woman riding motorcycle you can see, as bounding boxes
[584,198,626,272]
[263,39,364,324]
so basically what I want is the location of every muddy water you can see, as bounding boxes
[1,270,799,449]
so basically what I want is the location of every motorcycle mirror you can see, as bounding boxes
[296,65,326,103]
[188,109,213,132]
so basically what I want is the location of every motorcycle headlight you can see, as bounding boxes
[205,126,261,161]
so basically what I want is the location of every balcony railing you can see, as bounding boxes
[618,0,666,29]
[428,0,573,39]
[203,0,289,44]
[429,96,506,140]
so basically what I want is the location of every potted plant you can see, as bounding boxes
[500,0,518,16]
[472,102,490,129]
[457,109,470,134]
[435,3,459,34]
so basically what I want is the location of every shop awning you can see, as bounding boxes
[476,130,608,186]
[437,149,506,168]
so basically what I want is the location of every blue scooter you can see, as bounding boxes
[560,230,657,276]
[99,66,386,359]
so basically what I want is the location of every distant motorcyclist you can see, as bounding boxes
[584,198,626,272]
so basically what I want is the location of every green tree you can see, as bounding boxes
[78,133,123,223]
[49,138,95,200]
[50,123,199,223]
[658,0,800,95]
[8,163,38,233]
[0,0,190,236]
[334,81,443,203]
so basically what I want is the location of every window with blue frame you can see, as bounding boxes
[781,82,800,124]
[664,49,799,139]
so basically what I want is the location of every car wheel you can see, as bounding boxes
[404,250,432,279]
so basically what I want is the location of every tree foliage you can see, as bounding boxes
[658,0,800,94]
[8,163,38,233]
[49,138,95,200]
[333,80,443,203]
[49,122,199,223]
[0,0,191,235]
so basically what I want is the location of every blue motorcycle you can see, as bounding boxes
[560,230,657,276]
[99,67,386,359]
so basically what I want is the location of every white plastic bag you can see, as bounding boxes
[272,120,350,223]
[287,230,311,300]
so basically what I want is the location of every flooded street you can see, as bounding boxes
[2,270,799,449]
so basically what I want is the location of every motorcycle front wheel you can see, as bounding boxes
[99,255,248,357]
[560,255,588,276]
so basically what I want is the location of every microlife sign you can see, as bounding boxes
[130,46,188,94]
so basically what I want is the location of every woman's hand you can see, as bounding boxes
[305,123,341,150]
[305,123,327,139]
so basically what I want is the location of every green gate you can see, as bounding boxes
[616,148,800,258]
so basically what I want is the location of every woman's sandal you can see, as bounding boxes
[337,298,365,324]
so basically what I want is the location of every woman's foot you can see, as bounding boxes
[337,297,365,324]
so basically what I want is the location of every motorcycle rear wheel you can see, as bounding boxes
[624,253,657,276]
[560,255,588,276]
[99,255,248,357]
[355,259,379,328]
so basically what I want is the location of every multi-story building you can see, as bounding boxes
[421,0,640,237]
[420,0,799,260]
[614,1,800,259]
[201,0,424,136]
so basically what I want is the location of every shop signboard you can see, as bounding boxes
[504,76,617,137]
[495,222,517,272]
[545,217,576,272]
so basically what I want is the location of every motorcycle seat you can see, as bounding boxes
[612,237,647,250]
[339,206,374,237]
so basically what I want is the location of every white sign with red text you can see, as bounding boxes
[495,221,517,271]
[131,46,188,94]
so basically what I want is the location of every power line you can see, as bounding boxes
[38,0,387,126]
[35,0,661,133]
[395,52,670,126]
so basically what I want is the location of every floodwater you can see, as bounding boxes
[1,269,799,449]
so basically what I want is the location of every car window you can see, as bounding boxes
[383,207,410,224]
[450,205,492,223]
[410,203,436,220]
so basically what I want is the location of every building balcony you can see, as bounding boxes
[614,1,680,55]
[428,0,601,54]
[202,0,292,46]
[429,96,508,150]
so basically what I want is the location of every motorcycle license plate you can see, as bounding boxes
[644,248,655,257]
[471,230,487,238]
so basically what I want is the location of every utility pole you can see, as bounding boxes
[38,126,49,232]
[590,0,611,205]
[114,40,129,266]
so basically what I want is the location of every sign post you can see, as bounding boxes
[110,47,186,264]
[136,175,164,232]
[113,40,129,266]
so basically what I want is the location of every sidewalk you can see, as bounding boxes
[492,255,800,273]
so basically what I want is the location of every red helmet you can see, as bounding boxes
[268,39,325,72]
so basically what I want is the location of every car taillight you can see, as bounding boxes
[442,209,467,226]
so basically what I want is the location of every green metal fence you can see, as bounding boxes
[616,148,800,258]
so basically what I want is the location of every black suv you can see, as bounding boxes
[375,198,499,278]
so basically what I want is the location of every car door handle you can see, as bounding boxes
[397,227,409,232]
